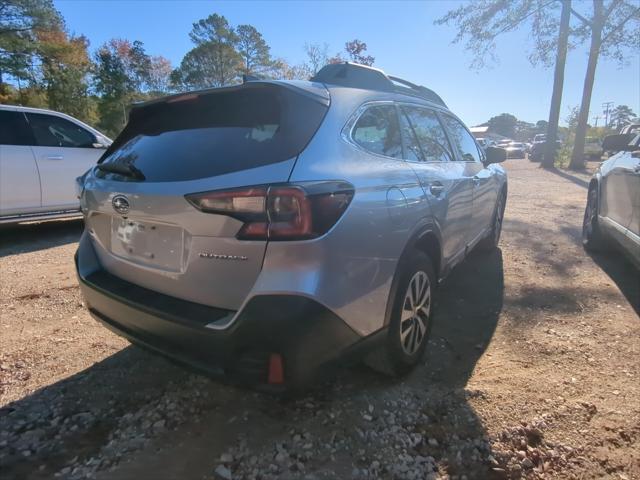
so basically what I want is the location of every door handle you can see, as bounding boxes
[429,182,445,196]
[44,155,64,160]
[472,176,482,185]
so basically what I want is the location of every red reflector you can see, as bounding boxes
[268,353,285,385]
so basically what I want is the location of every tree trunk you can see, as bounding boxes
[542,0,572,169]
[542,0,571,168]
[569,0,604,171]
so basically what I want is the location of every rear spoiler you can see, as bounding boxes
[130,81,330,114]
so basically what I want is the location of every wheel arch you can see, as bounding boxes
[382,221,443,327]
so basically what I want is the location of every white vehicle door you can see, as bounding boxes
[0,109,41,216]
[25,112,105,210]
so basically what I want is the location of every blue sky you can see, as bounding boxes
[55,0,639,127]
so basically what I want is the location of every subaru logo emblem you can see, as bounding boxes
[112,195,130,215]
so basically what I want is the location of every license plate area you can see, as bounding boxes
[110,217,184,272]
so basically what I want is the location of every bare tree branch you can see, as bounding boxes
[601,5,640,42]
[604,0,624,18]
[570,7,593,26]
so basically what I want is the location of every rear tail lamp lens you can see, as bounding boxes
[186,183,353,240]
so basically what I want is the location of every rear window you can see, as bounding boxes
[97,84,328,182]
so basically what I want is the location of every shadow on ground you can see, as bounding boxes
[544,166,590,189]
[0,249,506,479]
[0,219,83,258]
[589,250,640,316]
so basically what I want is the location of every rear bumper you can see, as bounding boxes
[76,232,364,387]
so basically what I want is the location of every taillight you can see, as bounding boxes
[186,182,354,241]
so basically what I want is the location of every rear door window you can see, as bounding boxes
[0,110,34,146]
[98,84,329,182]
[401,106,452,162]
[351,105,402,159]
[398,110,423,162]
[440,114,481,163]
[25,113,96,148]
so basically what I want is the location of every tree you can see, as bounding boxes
[0,0,60,77]
[93,38,156,136]
[173,13,241,89]
[37,30,95,123]
[236,24,272,75]
[536,120,549,131]
[0,0,61,96]
[270,57,310,80]
[610,104,636,130]
[344,39,374,65]
[436,1,569,169]
[303,42,329,76]
[435,1,565,69]
[486,113,519,138]
[543,0,571,169]
[568,0,640,169]
[146,55,172,95]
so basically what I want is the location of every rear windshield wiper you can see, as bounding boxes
[96,162,146,181]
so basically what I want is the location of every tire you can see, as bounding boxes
[477,191,506,251]
[582,185,607,251]
[365,251,436,376]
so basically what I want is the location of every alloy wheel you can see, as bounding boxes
[400,271,431,355]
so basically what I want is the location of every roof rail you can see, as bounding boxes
[311,62,446,108]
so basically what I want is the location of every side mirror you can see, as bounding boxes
[484,146,507,165]
[602,133,637,153]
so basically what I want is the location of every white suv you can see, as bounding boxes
[0,105,111,224]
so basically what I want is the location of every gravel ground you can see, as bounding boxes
[0,159,638,480]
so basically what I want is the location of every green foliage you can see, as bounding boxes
[486,113,518,138]
[38,31,95,123]
[174,13,242,89]
[610,105,636,130]
[1,5,376,138]
[435,0,563,69]
[93,39,170,136]
[0,0,61,82]
[236,24,272,75]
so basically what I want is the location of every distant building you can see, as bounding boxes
[469,126,509,143]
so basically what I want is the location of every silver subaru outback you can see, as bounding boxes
[75,63,507,388]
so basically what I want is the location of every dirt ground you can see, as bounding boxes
[0,159,638,480]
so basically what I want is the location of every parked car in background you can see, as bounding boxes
[584,136,603,160]
[497,139,512,148]
[0,105,112,224]
[504,142,526,159]
[533,133,546,143]
[603,123,640,156]
[583,134,640,268]
[75,63,508,388]
[476,138,496,149]
[529,139,561,162]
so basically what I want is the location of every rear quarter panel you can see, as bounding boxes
[263,89,431,335]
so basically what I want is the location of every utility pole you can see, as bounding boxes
[543,0,571,169]
[593,115,601,127]
[602,102,614,128]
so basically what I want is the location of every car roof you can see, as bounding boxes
[0,104,111,140]
[132,63,450,116]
